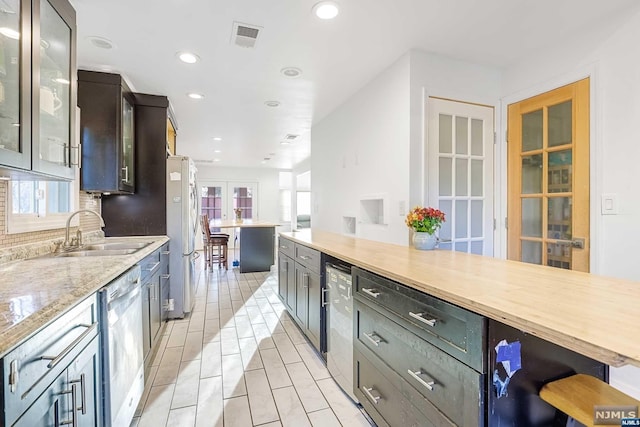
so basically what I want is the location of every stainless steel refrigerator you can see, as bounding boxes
[166,156,199,318]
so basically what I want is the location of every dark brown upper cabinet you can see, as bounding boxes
[0,0,77,180]
[78,70,135,193]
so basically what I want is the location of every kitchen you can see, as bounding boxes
[2,0,640,426]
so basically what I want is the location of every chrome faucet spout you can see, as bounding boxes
[63,209,105,250]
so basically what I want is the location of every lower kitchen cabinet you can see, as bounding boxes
[2,295,101,427]
[277,237,324,353]
[140,242,169,372]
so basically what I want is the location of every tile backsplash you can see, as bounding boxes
[0,181,102,249]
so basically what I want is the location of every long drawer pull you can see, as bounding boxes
[302,272,309,288]
[407,369,435,391]
[321,288,328,307]
[363,332,381,347]
[161,274,171,280]
[362,288,380,298]
[41,323,98,369]
[59,384,77,426]
[279,245,289,249]
[298,255,311,261]
[143,261,161,273]
[70,373,86,415]
[363,386,381,404]
[409,311,437,327]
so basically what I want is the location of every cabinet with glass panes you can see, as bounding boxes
[0,0,77,180]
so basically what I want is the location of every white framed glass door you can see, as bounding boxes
[200,181,259,221]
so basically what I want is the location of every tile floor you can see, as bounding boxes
[131,262,372,427]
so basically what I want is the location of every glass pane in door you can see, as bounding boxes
[548,150,572,193]
[521,198,542,237]
[39,0,71,165]
[522,109,543,151]
[121,97,134,186]
[521,241,542,265]
[233,187,253,219]
[201,186,223,220]
[0,0,21,152]
[547,197,572,240]
[548,101,572,147]
[522,154,542,194]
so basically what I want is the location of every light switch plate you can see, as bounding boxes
[601,193,618,215]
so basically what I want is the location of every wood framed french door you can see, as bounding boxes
[507,78,590,271]
[428,97,495,255]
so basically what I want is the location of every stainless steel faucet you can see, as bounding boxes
[63,209,106,250]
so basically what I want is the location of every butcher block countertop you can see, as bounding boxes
[0,236,169,358]
[281,229,640,368]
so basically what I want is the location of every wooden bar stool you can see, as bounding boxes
[540,374,640,427]
[201,214,228,270]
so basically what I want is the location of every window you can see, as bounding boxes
[279,171,292,222]
[7,180,78,234]
[201,186,223,220]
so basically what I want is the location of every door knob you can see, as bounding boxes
[571,238,585,249]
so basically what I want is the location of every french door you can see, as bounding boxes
[507,78,590,271]
[428,97,495,255]
[200,181,258,221]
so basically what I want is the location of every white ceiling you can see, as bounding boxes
[71,0,640,169]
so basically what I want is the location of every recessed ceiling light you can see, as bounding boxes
[214,150,221,153]
[177,52,200,64]
[87,36,114,49]
[313,1,339,19]
[187,93,204,100]
[280,141,291,145]
[54,78,70,85]
[280,67,302,78]
[213,137,222,141]
[261,160,266,164]
[264,100,281,107]
[0,27,20,40]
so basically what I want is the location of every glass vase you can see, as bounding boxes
[412,232,438,250]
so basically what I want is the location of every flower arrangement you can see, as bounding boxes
[405,206,445,235]
[234,208,242,221]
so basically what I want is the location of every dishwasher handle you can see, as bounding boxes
[41,323,98,369]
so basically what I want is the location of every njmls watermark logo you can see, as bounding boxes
[593,406,638,425]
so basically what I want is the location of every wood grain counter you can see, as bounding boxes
[280,229,640,368]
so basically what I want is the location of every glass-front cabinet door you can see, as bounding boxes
[0,0,31,170]
[120,95,134,190]
[0,0,75,179]
[32,0,76,179]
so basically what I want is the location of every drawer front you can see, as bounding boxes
[353,267,485,371]
[294,244,321,274]
[278,236,295,259]
[3,295,98,426]
[356,300,482,426]
[140,248,162,282]
[355,348,455,427]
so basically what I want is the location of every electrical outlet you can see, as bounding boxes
[167,299,175,311]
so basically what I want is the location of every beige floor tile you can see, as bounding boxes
[239,337,263,371]
[154,346,183,386]
[167,406,197,427]
[244,369,279,425]
[188,310,206,332]
[219,308,236,328]
[254,422,281,427]
[167,321,189,348]
[135,364,159,417]
[138,383,175,427]
[259,348,292,389]
[206,302,220,319]
[201,341,222,378]
[223,396,253,427]
[172,360,201,409]
[272,333,302,365]
[234,315,254,339]
[317,378,370,427]
[295,343,331,381]
[285,362,328,412]
[307,408,341,427]
[272,386,311,427]
[280,320,307,345]
[245,306,265,324]
[151,332,170,367]
[195,376,223,427]
[203,317,221,342]
[220,327,240,355]
[229,289,244,301]
[222,354,247,398]
[183,330,204,361]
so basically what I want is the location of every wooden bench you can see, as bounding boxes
[540,374,640,427]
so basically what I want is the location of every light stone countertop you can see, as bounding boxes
[0,235,169,358]
[280,229,640,368]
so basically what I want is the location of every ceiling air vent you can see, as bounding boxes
[232,22,262,48]
[194,159,214,164]
[284,134,299,141]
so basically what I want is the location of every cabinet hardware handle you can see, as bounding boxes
[161,250,171,255]
[143,261,161,273]
[407,369,435,391]
[362,288,380,298]
[9,360,18,393]
[302,272,309,288]
[161,274,171,280]
[41,323,98,369]
[409,311,437,327]
[279,245,288,249]
[363,332,382,347]
[363,386,381,404]
[299,255,311,261]
[59,384,78,426]
[121,165,129,183]
[70,374,86,415]
[321,288,329,307]
[70,145,81,167]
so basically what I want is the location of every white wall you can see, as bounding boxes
[196,165,282,223]
[501,7,640,398]
[312,53,411,245]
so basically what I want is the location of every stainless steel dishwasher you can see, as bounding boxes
[99,265,144,427]
[325,263,358,402]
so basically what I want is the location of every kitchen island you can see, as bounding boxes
[209,219,279,273]
[279,229,640,426]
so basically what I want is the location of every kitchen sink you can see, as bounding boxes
[84,242,151,251]
[55,249,139,257]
